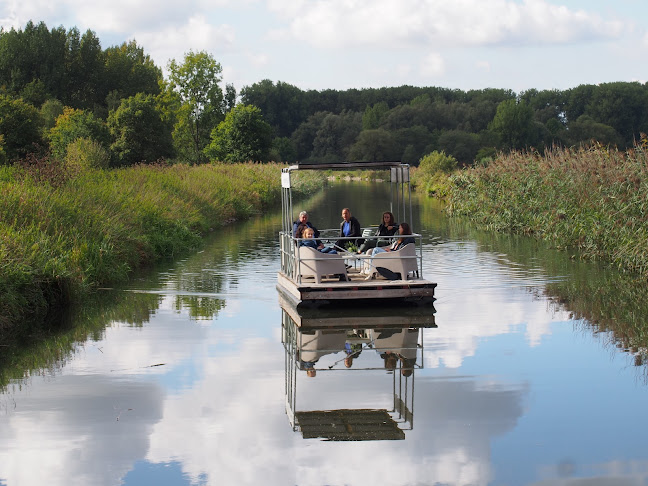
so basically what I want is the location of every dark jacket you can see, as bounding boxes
[293,221,320,238]
[390,237,415,251]
[339,216,361,238]
[377,223,399,237]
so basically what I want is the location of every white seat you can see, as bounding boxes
[298,246,348,283]
[372,243,418,280]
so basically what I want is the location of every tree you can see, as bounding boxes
[271,137,297,163]
[362,102,389,130]
[167,51,224,162]
[0,94,42,163]
[489,99,536,150]
[566,115,623,147]
[290,112,330,161]
[240,79,308,138]
[311,111,362,162]
[204,104,273,162]
[103,40,162,105]
[48,107,110,159]
[437,129,480,165]
[108,93,174,165]
[348,129,398,161]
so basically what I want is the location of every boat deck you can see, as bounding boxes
[277,267,436,307]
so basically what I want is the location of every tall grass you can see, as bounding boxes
[0,162,286,335]
[446,142,648,277]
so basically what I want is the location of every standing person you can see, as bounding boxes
[292,211,320,238]
[338,208,362,250]
[357,211,399,254]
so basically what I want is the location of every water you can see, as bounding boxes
[1,181,648,486]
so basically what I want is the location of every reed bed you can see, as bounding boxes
[0,162,292,335]
[447,143,648,278]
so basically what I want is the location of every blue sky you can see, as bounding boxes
[1,0,646,95]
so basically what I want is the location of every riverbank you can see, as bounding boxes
[444,142,648,278]
[0,162,322,337]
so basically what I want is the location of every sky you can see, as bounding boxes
[1,0,647,96]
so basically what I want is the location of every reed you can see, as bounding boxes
[446,143,648,277]
[0,162,284,335]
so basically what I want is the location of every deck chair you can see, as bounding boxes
[372,243,418,280]
[298,246,348,283]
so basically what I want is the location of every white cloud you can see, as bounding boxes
[419,52,446,77]
[476,60,491,72]
[269,0,627,49]
[135,16,236,70]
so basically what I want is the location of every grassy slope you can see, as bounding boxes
[0,162,294,335]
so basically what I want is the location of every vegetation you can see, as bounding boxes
[411,151,458,197]
[0,162,285,337]
[3,21,648,169]
[445,139,648,278]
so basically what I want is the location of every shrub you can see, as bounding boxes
[65,138,111,174]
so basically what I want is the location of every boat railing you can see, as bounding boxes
[279,230,424,283]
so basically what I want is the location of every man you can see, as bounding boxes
[338,208,362,250]
[292,211,320,238]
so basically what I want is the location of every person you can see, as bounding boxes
[293,211,320,239]
[338,208,362,250]
[299,227,337,254]
[371,327,420,376]
[357,211,399,254]
[297,328,347,378]
[364,222,416,280]
[344,342,362,368]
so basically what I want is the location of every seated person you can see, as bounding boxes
[299,226,337,253]
[293,211,320,238]
[357,211,399,254]
[365,222,416,280]
[338,207,362,250]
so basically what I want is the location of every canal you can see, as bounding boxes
[1,181,648,485]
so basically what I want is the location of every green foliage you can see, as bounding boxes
[64,137,110,173]
[411,151,458,197]
[348,129,397,162]
[446,143,648,278]
[240,79,308,138]
[108,93,174,165]
[489,98,536,150]
[48,107,111,160]
[271,137,298,163]
[311,110,362,163]
[40,99,64,133]
[167,50,224,163]
[205,104,273,162]
[362,102,389,130]
[0,162,283,332]
[418,150,458,175]
[0,94,42,163]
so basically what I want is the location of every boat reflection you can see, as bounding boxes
[280,297,436,441]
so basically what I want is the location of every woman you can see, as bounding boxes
[357,211,399,254]
[364,222,415,279]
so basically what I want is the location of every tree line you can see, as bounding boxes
[2,21,648,168]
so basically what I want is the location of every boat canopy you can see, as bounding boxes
[280,161,412,234]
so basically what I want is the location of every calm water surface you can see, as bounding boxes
[1,182,648,486]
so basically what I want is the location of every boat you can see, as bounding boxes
[280,298,436,440]
[277,161,437,307]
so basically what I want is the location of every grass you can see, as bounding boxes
[445,142,648,277]
[0,161,308,337]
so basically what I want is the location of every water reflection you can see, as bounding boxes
[280,297,436,441]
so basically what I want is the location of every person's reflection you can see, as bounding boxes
[371,328,419,376]
[344,341,363,368]
[297,329,347,377]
